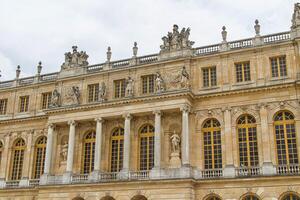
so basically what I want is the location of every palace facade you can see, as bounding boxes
[1,4,300,200]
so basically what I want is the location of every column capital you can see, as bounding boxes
[180,104,191,113]
[47,123,55,129]
[123,113,132,120]
[222,106,232,112]
[68,120,77,126]
[153,110,162,116]
[95,117,104,123]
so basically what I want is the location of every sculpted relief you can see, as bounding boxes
[63,86,81,106]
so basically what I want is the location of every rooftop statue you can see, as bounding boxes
[292,3,300,29]
[61,46,89,70]
[160,24,195,52]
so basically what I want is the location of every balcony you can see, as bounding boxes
[235,166,262,177]
[276,164,300,175]
[201,169,223,179]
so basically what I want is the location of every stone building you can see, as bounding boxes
[1,3,300,200]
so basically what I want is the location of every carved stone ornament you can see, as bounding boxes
[292,3,300,29]
[49,88,61,108]
[61,46,89,70]
[63,86,81,105]
[160,24,194,52]
[61,140,68,161]
[170,131,180,153]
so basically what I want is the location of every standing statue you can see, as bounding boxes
[170,132,181,153]
[155,72,165,93]
[180,66,190,88]
[98,82,107,102]
[125,76,134,97]
[61,140,68,161]
[71,86,80,104]
[292,3,300,29]
[50,89,61,108]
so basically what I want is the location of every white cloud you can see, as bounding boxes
[0,0,297,80]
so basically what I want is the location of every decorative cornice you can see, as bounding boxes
[0,115,47,125]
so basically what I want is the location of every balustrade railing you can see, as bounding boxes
[229,38,253,49]
[0,80,14,88]
[40,72,59,82]
[276,164,300,175]
[99,172,118,181]
[71,174,89,183]
[235,166,262,177]
[263,31,291,44]
[5,180,19,188]
[201,169,223,178]
[194,44,220,56]
[138,54,158,64]
[129,170,149,180]
[87,64,104,72]
[19,77,34,85]
[112,59,130,68]
[29,179,40,187]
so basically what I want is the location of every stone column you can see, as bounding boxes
[0,134,10,188]
[223,108,235,177]
[121,114,132,177]
[63,120,76,183]
[40,124,55,185]
[154,111,162,169]
[90,118,104,181]
[181,105,190,167]
[19,131,33,187]
[260,104,276,175]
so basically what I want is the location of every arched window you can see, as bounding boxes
[131,195,147,200]
[204,194,221,200]
[11,138,26,180]
[241,194,260,200]
[110,128,124,172]
[33,136,47,179]
[139,124,154,171]
[82,131,96,174]
[202,119,222,169]
[274,111,298,165]
[237,114,259,167]
[281,193,300,200]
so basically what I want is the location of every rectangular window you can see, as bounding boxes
[114,79,126,98]
[0,99,8,115]
[41,92,52,109]
[235,61,251,82]
[19,96,29,113]
[142,75,155,94]
[270,56,287,78]
[202,67,217,87]
[88,84,99,102]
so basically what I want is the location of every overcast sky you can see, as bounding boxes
[0,0,297,80]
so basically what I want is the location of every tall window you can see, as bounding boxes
[237,114,259,167]
[0,99,8,115]
[270,56,287,78]
[242,194,260,200]
[202,119,222,169]
[274,111,298,165]
[19,96,29,113]
[202,67,217,87]
[142,75,154,94]
[139,124,154,170]
[33,136,47,179]
[114,79,126,98]
[281,193,300,200]
[110,128,124,172]
[82,131,96,174]
[88,84,99,102]
[235,62,251,82]
[41,92,52,109]
[11,138,26,180]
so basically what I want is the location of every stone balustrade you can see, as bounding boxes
[235,166,262,177]
[276,164,300,175]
